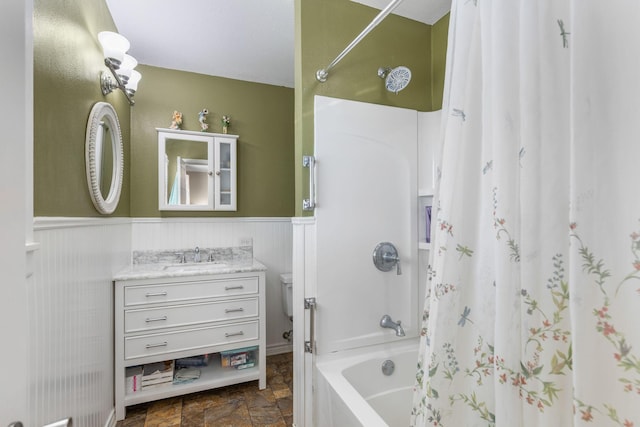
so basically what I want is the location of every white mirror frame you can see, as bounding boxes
[85,102,124,214]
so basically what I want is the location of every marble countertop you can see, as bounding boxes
[114,259,267,281]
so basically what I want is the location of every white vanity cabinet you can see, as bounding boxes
[157,128,237,211]
[113,269,266,420]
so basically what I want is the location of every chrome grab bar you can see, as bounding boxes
[302,155,316,211]
[305,297,317,353]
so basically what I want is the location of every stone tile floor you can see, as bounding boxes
[116,352,293,427]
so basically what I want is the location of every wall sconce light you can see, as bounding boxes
[98,31,141,106]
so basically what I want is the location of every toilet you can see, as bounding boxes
[280,273,293,319]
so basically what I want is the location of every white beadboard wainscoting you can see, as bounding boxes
[27,216,292,427]
[30,217,131,427]
[131,217,294,355]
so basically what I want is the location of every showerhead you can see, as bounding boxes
[377,66,412,94]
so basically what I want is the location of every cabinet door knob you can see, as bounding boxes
[208,171,213,176]
[216,171,221,176]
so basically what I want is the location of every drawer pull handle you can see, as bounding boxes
[145,291,168,297]
[145,316,168,323]
[225,285,244,291]
[224,331,244,338]
[225,308,245,314]
[145,342,168,349]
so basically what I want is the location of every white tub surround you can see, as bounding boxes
[293,97,433,426]
[312,96,419,355]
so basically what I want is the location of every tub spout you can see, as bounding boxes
[380,314,405,337]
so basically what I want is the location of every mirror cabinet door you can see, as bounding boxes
[158,129,214,211]
[157,128,237,211]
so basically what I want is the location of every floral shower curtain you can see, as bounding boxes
[411,1,640,426]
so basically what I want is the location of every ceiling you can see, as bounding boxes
[105,0,450,89]
[352,0,451,26]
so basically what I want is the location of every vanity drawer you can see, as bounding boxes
[124,297,259,333]
[124,277,258,306]
[124,320,259,360]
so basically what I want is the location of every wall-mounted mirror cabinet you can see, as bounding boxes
[157,128,237,211]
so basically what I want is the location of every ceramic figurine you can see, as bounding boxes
[169,110,183,130]
[221,115,230,134]
[198,109,209,131]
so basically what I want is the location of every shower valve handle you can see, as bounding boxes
[382,253,402,275]
[373,242,402,275]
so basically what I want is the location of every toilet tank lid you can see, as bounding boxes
[280,273,293,284]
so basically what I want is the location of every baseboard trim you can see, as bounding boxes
[104,409,116,427]
[266,343,293,356]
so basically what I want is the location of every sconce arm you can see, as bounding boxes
[101,58,135,106]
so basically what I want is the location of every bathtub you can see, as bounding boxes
[314,340,418,427]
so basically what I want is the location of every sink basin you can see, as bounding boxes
[162,263,227,272]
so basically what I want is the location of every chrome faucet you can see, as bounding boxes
[194,246,201,263]
[380,314,405,337]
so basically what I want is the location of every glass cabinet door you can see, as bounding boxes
[214,137,237,211]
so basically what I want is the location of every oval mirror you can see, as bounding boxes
[85,102,124,214]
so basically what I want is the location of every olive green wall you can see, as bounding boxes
[129,65,295,217]
[294,0,449,216]
[431,13,450,111]
[33,0,293,218]
[33,0,131,217]
[33,0,446,219]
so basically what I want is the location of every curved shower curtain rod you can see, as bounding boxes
[315,0,405,82]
